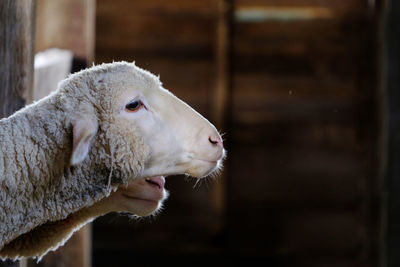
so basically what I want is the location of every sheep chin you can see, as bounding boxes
[185,154,225,179]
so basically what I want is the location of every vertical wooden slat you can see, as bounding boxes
[85,0,96,64]
[210,0,233,227]
[0,0,36,117]
[0,1,36,267]
[374,0,388,266]
[376,1,387,266]
[214,0,233,130]
[384,0,400,266]
[35,0,95,64]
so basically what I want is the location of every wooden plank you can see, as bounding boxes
[96,0,218,57]
[384,0,400,266]
[233,20,365,77]
[233,74,359,98]
[97,0,218,17]
[35,0,95,62]
[213,0,233,128]
[235,7,334,22]
[208,0,233,229]
[96,15,215,54]
[0,0,35,117]
[235,0,370,15]
[0,1,36,267]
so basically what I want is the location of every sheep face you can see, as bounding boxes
[67,62,224,185]
[116,79,225,180]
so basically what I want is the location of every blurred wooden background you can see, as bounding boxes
[0,0,387,266]
[93,0,383,267]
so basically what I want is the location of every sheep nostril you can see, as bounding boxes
[209,136,223,148]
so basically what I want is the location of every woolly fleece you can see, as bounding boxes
[0,62,160,258]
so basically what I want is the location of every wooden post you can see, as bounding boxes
[0,0,36,118]
[0,1,36,267]
[210,0,233,230]
[384,0,400,266]
[35,0,96,64]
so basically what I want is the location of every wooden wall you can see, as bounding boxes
[384,1,400,266]
[94,0,383,266]
[230,1,382,266]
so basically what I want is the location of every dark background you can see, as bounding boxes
[91,1,386,266]
[2,0,398,267]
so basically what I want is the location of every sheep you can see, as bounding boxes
[0,176,169,259]
[0,61,224,260]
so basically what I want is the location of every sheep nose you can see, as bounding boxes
[209,135,223,148]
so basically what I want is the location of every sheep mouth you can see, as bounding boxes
[120,176,166,202]
[145,176,165,189]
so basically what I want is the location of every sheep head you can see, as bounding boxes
[63,61,225,186]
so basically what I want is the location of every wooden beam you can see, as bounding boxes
[214,0,233,129]
[234,7,334,22]
[0,0,36,266]
[35,0,95,63]
[384,0,400,266]
[0,0,36,118]
[210,0,233,229]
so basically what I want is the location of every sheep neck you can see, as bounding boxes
[0,199,107,260]
[0,96,112,254]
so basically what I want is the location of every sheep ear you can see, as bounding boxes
[71,118,98,166]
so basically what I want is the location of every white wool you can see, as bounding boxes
[0,61,225,260]
[0,62,152,258]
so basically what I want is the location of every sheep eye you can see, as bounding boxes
[125,100,144,112]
